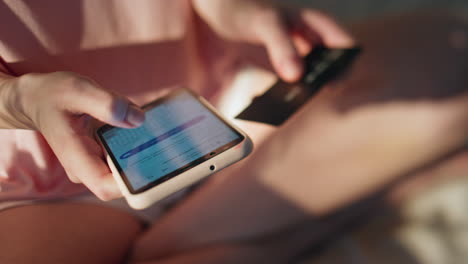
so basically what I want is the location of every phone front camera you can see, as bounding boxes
[209,165,216,171]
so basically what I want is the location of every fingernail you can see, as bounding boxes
[283,59,302,82]
[125,105,145,127]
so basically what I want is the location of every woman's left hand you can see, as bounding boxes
[192,0,355,82]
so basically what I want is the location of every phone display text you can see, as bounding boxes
[99,91,242,193]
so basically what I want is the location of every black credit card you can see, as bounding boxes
[236,46,362,126]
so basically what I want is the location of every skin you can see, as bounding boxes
[0,0,353,201]
[133,12,468,263]
[0,1,355,262]
[192,0,355,82]
[0,2,468,264]
[0,71,146,200]
[0,203,142,264]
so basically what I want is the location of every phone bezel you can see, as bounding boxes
[97,89,245,194]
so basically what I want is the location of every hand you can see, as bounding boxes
[192,0,355,82]
[15,72,145,200]
[132,13,468,262]
[245,12,468,214]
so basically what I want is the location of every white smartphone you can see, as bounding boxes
[97,88,253,209]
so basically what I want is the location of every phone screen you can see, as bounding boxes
[98,90,244,194]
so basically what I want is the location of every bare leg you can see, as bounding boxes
[0,203,142,264]
[131,11,468,264]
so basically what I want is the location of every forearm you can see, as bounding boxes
[0,73,33,129]
[134,12,468,260]
[135,99,468,263]
[248,11,468,216]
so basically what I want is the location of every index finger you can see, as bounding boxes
[300,10,356,48]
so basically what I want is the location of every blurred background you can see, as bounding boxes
[281,1,468,264]
[290,0,468,22]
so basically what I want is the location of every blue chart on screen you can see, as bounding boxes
[102,92,240,190]
[119,115,206,160]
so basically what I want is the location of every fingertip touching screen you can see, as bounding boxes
[98,90,243,194]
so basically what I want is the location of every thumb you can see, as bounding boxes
[64,77,145,128]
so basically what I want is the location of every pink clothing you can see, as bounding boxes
[0,0,246,201]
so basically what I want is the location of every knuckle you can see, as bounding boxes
[254,7,282,26]
[305,9,333,20]
[101,92,117,109]
[52,72,95,97]
[68,75,94,95]
[97,93,118,121]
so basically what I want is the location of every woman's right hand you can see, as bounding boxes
[10,72,145,200]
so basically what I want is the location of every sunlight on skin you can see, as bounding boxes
[251,12,468,214]
[132,14,468,263]
[254,94,468,215]
[388,150,468,205]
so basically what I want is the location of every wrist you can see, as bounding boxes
[446,93,468,148]
[0,73,38,129]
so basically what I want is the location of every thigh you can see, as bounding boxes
[131,11,468,263]
[0,202,143,264]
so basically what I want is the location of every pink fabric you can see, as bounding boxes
[0,0,244,201]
